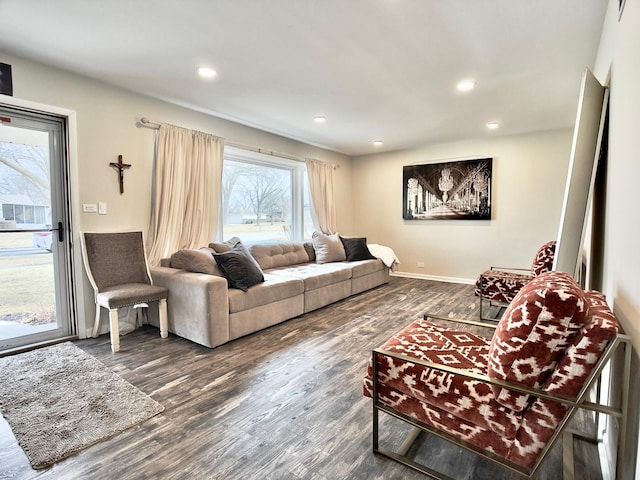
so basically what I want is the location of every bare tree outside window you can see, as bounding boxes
[0,142,50,205]
[239,165,287,226]
[221,162,244,224]
[222,159,292,242]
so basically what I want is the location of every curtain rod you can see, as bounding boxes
[139,117,338,168]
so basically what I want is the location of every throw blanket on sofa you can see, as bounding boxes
[367,244,400,271]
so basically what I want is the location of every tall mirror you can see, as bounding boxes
[554,68,608,278]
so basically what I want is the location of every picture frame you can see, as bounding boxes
[0,63,13,96]
[402,157,492,220]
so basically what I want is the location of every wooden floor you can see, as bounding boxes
[0,277,603,480]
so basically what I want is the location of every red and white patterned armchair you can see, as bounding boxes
[364,271,630,479]
[474,241,556,319]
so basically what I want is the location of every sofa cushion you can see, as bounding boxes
[227,274,304,313]
[312,231,346,263]
[340,236,376,261]
[487,271,589,411]
[249,242,311,270]
[350,258,385,278]
[267,263,352,291]
[170,248,222,276]
[213,243,265,292]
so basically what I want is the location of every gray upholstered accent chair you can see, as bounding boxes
[81,231,169,353]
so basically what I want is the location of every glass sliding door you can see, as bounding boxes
[0,107,75,352]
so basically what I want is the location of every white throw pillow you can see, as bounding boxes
[312,231,347,264]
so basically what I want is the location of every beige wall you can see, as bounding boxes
[593,1,640,478]
[0,53,353,337]
[601,0,640,353]
[351,129,573,282]
[2,53,354,231]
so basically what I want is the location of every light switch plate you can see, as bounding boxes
[98,202,107,215]
[82,203,97,213]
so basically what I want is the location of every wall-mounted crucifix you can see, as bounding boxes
[109,155,131,195]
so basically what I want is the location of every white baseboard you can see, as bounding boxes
[390,271,475,285]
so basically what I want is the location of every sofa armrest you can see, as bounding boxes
[150,266,230,348]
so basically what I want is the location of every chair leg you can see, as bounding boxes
[132,303,147,329]
[159,298,168,339]
[108,308,120,353]
[92,304,101,338]
[479,278,489,321]
[479,295,494,321]
[562,430,575,480]
[136,306,144,328]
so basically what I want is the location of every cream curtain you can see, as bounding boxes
[305,158,337,234]
[147,124,224,265]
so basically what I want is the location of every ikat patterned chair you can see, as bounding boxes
[364,271,630,479]
[474,240,556,320]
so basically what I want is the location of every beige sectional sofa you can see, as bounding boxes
[149,240,389,348]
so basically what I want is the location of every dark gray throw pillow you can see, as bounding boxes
[213,242,264,291]
[340,236,376,261]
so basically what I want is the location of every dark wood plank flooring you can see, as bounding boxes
[0,277,602,480]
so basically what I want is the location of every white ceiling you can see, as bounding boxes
[0,0,607,156]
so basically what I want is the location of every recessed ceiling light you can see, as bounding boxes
[314,116,326,123]
[486,121,501,130]
[197,66,217,79]
[373,140,384,147]
[456,79,476,92]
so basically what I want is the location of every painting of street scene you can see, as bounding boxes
[402,157,492,220]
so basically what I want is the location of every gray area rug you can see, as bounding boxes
[0,342,163,469]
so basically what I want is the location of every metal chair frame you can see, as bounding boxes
[371,314,631,480]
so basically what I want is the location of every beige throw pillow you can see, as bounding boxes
[208,236,241,253]
[312,231,346,264]
[170,248,222,276]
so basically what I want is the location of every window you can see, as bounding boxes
[0,203,49,226]
[220,148,313,243]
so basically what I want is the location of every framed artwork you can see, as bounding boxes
[402,157,492,220]
[0,63,13,96]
